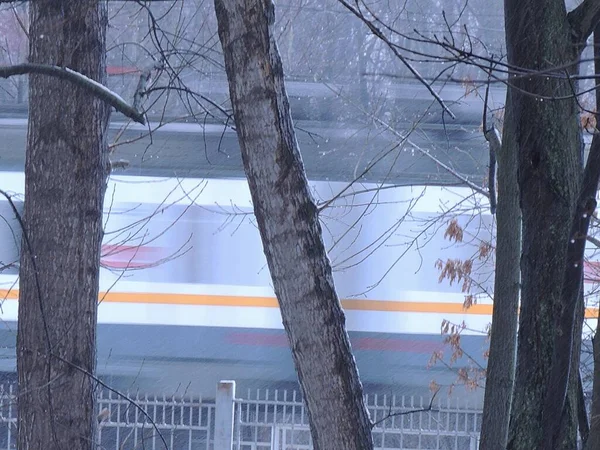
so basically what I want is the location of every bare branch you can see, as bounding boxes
[0,63,145,124]
[11,4,28,38]
[483,81,500,215]
[568,0,600,45]
[133,63,161,112]
[371,389,440,428]
[587,234,600,248]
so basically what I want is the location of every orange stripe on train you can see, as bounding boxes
[1,289,599,318]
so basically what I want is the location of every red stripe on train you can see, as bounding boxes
[100,244,162,270]
[585,260,600,283]
[226,333,443,354]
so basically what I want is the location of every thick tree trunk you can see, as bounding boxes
[583,27,600,450]
[546,18,600,450]
[17,2,110,450]
[504,1,584,449]
[479,93,520,450]
[213,1,373,449]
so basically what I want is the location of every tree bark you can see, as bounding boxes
[560,296,585,449]
[544,16,600,450]
[479,92,521,450]
[17,2,110,450]
[213,1,374,449]
[504,1,587,448]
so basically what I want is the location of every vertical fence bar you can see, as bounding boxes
[214,380,236,450]
[7,385,12,450]
[236,400,242,450]
[188,400,192,450]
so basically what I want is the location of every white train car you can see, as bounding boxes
[0,171,498,397]
[97,176,495,333]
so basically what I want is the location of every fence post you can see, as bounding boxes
[215,380,236,450]
[470,434,479,450]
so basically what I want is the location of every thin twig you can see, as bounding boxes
[338,0,455,119]
[323,83,488,196]
[371,389,440,428]
[50,352,169,450]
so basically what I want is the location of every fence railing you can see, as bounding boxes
[235,386,479,450]
[0,381,480,450]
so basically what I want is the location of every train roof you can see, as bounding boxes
[0,82,500,186]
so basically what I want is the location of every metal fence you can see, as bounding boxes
[236,388,479,450]
[0,385,15,450]
[0,382,480,450]
[96,389,214,450]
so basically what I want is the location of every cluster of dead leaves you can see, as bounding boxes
[437,219,493,296]
[428,218,493,394]
[444,218,463,242]
[435,258,473,293]
[581,108,597,134]
[428,319,485,394]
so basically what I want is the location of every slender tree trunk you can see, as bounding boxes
[213,1,373,449]
[578,371,590,446]
[587,315,600,449]
[17,2,110,449]
[505,1,585,448]
[559,294,584,449]
[479,92,520,450]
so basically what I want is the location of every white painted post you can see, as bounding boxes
[470,434,479,450]
[214,380,236,450]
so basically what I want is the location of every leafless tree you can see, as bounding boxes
[213,0,375,447]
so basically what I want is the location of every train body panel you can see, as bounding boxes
[102,175,495,335]
[2,173,495,332]
[0,171,498,397]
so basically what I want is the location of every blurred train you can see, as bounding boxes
[0,171,499,399]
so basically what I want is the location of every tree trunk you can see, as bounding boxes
[17,2,110,450]
[558,295,584,449]
[213,1,374,449]
[479,92,521,450]
[505,1,585,449]
[583,26,600,450]
[545,16,600,449]
[586,317,600,449]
